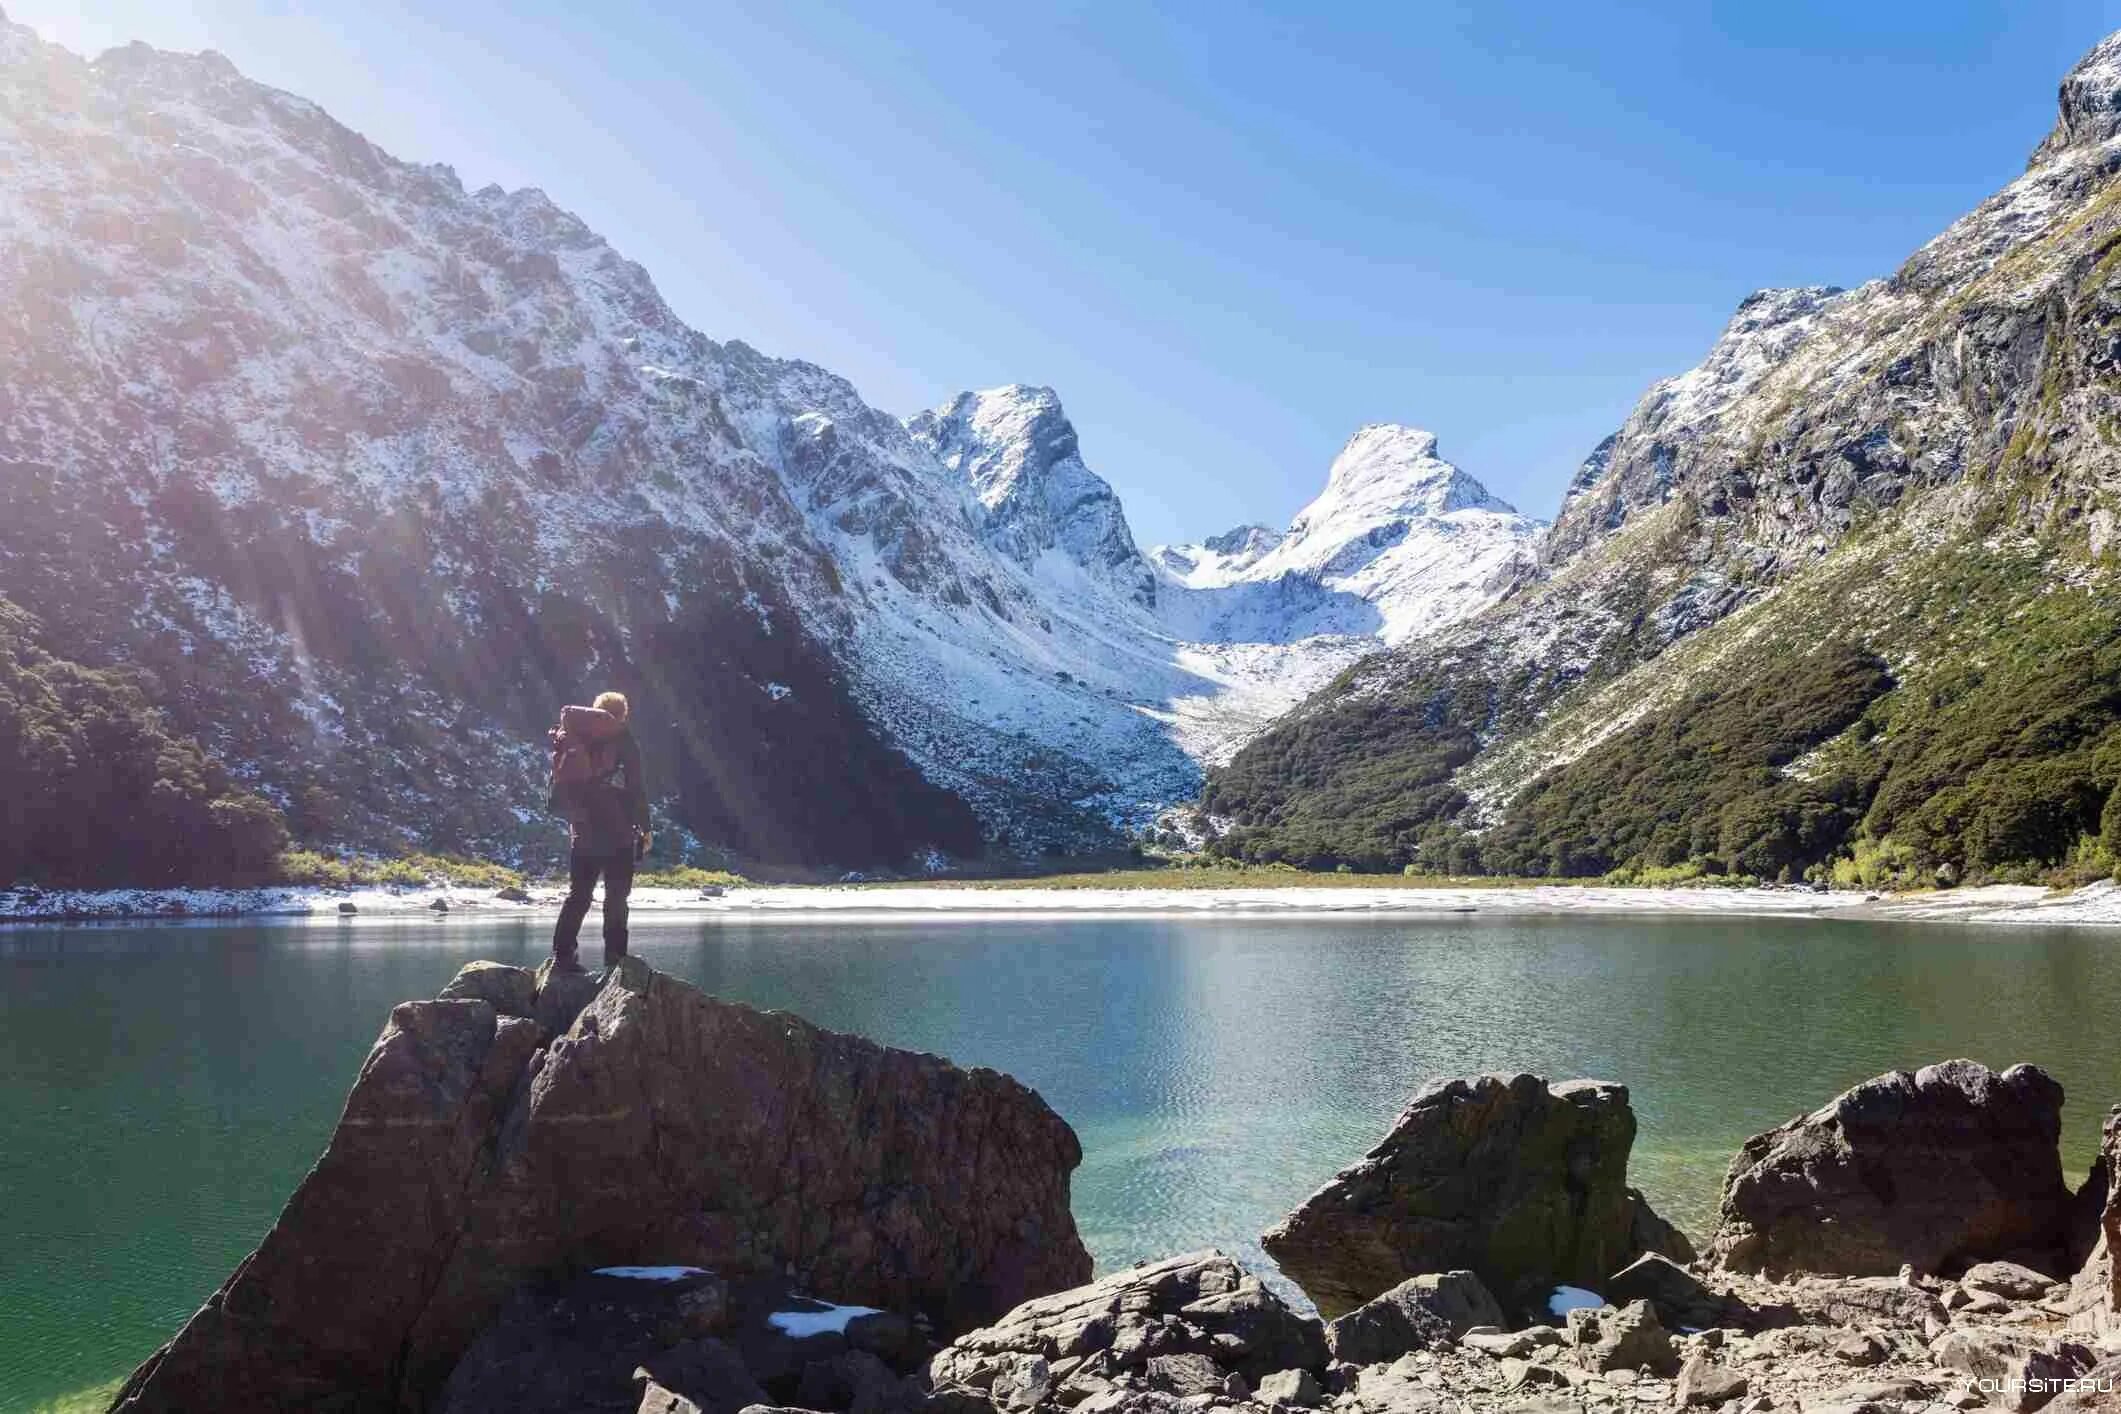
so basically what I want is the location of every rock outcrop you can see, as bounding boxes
[112,959,1090,1413]
[1261,1074,1687,1316]
[1322,1272,1506,1364]
[1709,1059,2073,1279]
[927,1251,1327,1401]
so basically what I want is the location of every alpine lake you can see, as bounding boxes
[4,910,2117,1411]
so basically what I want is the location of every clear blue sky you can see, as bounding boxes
[20,3,2121,545]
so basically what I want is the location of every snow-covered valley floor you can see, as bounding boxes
[5,879,2120,927]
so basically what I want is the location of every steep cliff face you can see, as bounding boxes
[1208,32,2121,879]
[908,386,1158,608]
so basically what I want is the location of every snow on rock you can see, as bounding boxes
[767,1301,883,1338]
[594,1266,710,1282]
[1152,425,1544,645]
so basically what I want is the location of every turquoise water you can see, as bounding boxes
[3,911,2118,1410]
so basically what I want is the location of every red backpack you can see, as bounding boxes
[546,709,622,822]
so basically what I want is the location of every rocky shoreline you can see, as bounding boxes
[110,961,2121,1413]
[8,878,2121,926]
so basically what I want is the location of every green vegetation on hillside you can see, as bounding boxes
[0,599,287,887]
[1202,541,2121,888]
[1476,643,1891,880]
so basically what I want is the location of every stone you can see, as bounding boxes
[1932,1328,2098,1410]
[430,897,451,912]
[796,1349,916,1414]
[112,960,1090,1413]
[1604,1254,1749,1333]
[1263,1074,1665,1315]
[1964,1260,2062,1301]
[1254,1369,1322,1408]
[1461,1329,1538,1358]
[1142,1354,1225,1398]
[437,960,539,1017]
[337,900,358,914]
[495,885,532,902]
[421,1268,735,1414]
[987,1353,1053,1410]
[1828,1332,1889,1367]
[1325,1271,1507,1364]
[1708,1060,2072,1279]
[1674,1355,1746,1407]
[636,1335,772,1414]
[1572,1300,1678,1376]
[928,1252,1325,1394]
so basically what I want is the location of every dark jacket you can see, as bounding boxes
[554,705,649,857]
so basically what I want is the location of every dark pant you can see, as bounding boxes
[552,848,636,966]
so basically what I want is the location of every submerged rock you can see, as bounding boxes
[1709,1059,2072,1279]
[112,958,1090,1413]
[1261,1073,1681,1316]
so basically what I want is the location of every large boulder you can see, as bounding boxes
[928,1251,1326,1401]
[112,958,1091,1413]
[1261,1073,1668,1315]
[1708,1059,2072,1279]
[1323,1271,1505,1364]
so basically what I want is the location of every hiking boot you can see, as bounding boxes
[550,953,587,975]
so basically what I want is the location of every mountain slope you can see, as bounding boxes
[1208,32,2121,883]
[0,22,1539,874]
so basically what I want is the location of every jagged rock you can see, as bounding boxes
[113,960,1089,1413]
[794,1349,917,1414]
[1963,1261,2062,1301]
[1604,1254,1751,1333]
[633,1335,769,1414]
[534,954,607,1036]
[431,1268,733,1414]
[1674,1354,1747,1407]
[1263,1074,1664,1315]
[1829,1332,1890,1367]
[1569,1300,1678,1375]
[1324,1272,1506,1364]
[1141,1353,1227,1398]
[928,1252,1324,1394]
[1709,1061,2072,1279]
[1931,1327,2099,1411]
[438,960,539,1017]
[1254,1367,1321,1407]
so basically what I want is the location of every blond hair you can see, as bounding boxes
[592,690,630,722]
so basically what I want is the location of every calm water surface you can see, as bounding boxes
[3,911,2117,1409]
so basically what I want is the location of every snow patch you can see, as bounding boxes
[767,1302,882,1338]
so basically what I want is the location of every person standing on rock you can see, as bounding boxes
[547,691,651,972]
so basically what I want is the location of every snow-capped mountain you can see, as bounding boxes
[0,20,1540,866]
[1151,425,1544,643]
[1208,29,2121,878]
[907,386,1158,608]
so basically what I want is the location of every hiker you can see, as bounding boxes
[547,690,650,971]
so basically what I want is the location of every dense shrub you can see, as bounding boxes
[1479,643,1891,879]
[0,601,288,886]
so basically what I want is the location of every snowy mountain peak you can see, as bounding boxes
[1308,423,1516,525]
[906,385,1156,606]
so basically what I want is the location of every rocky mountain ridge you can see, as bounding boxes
[1208,30,2121,883]
[0,20,1536,874]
